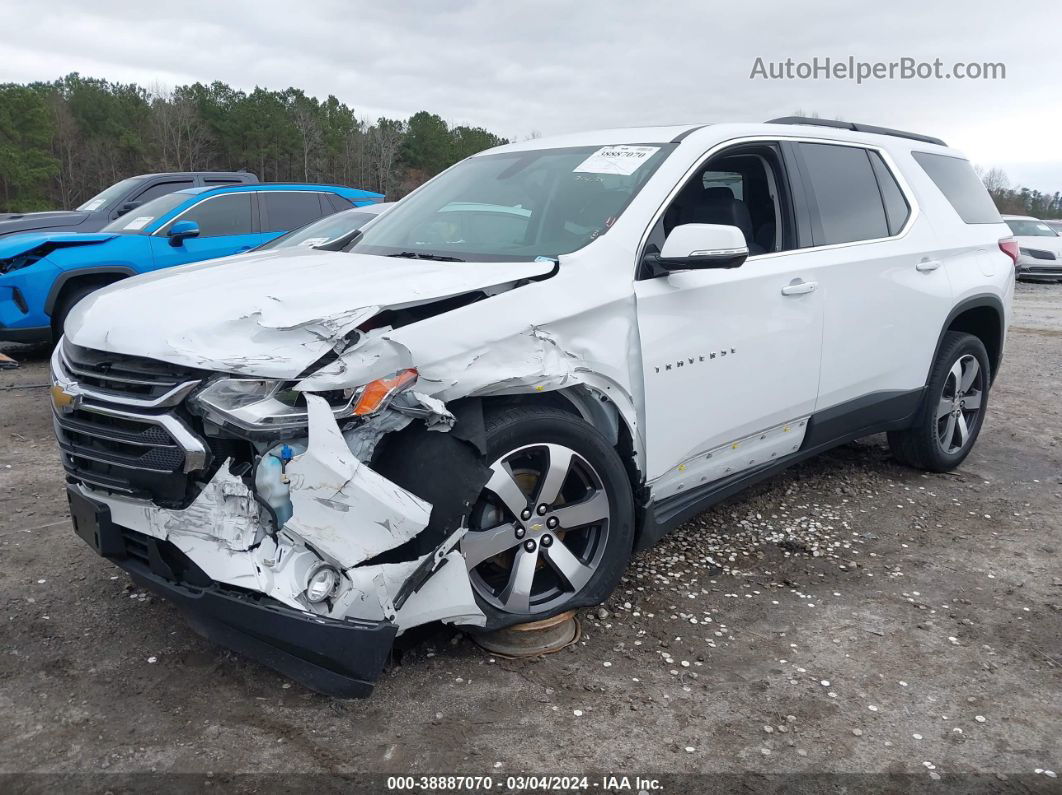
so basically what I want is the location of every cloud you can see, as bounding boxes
[1,0,1059,169]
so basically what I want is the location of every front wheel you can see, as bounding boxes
[461,406,635,630]
[888,331,991,472]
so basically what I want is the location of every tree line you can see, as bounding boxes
[976,167,1062,220]
[0,74,508,212]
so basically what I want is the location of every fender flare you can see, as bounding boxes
[44,266,136,317]
[929,293,1006,385]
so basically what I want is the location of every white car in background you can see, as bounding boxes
[1003,214,1062,282]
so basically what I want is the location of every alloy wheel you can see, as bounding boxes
[462,443,611,615]
[936,354,984,454]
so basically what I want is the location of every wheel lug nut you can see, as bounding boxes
[541,534,553,547]
[537,504,548,515]
[520,508,532,520]
[515,527,525,539]
[546,517,558,529]
[523,539,537,552]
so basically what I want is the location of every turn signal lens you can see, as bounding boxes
[353,368,418,416]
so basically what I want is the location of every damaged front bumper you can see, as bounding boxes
[62,389,485,697]
[70,484,397,697]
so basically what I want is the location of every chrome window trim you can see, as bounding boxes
[636,134,922,270]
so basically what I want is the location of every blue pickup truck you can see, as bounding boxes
[0,183,382,343]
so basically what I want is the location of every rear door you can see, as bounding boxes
[147,191,272,270]
[787,141,952,416]
[260,191,332,236]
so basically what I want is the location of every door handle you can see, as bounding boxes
[236,245,253,253]
[916,259,942,272]
[781,280,818,296]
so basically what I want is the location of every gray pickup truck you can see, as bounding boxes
[0,171,258,238]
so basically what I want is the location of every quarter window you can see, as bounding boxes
[167,193,253,237]
[262,192,326,232]
[798,143,889,245]
[912,152,1002,224]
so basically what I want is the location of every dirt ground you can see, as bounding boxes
[1,284,1060,790]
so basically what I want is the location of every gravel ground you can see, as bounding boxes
[0,283,1059,790]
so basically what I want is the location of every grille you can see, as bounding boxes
[60,341,207,403]
[53,343,210,504]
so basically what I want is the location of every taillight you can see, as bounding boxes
[998,238,1019,266]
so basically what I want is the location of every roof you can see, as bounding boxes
[172,183,384,200]
[486,121,957,157]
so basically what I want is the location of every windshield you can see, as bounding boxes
[349,143,674,262]
[76,177,142,212]
[100,192,191,233]
[258,208,382,251]
[1006,219,1058,237]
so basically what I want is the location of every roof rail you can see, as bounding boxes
[765,116,946,147]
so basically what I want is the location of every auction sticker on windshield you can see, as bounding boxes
[122,216,154,230]
[574,145,660,176]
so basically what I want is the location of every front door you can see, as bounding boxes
[148,192,274,271]
[634,142,824,498]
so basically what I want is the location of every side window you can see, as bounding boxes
[798,143,889,245]
[645,143,793,261]
[262,192,327,232]
[868,153,911,236]
[171,193,253,237]
[328,194,355,212]
[134,180,194,204]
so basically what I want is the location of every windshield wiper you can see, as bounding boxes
[386,251,466,262]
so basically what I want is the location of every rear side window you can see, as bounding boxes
[798,143,889,245]
[262,192,326,232]
[328,194,355,212]
[868,153,911,235]
[174,193,253,237]
[134,180,194,204]
[911,152,1002,224]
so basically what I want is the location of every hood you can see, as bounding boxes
[0,210,90,238]
[65,248,556,378]
[0,232,117,260]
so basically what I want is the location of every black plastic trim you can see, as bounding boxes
[637,388,924,549]
[0,324,51,343]
[670,125,708,143]
[931,294,1006,383]
[67,487,397,697]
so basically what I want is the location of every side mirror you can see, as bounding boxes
[167,220,200,247]
[646,223,749,272]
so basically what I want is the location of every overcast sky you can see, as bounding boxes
[3,0,1060,191]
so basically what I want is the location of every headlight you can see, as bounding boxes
[192,369,418,432]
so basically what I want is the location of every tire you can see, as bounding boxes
[51,280,109,340]
[887,331,991,472]
[460,405,635,630]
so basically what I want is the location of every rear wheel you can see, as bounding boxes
[462,406,635,629]
[888,331,990,472]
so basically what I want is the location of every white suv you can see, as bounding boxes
[53,117,1015,696]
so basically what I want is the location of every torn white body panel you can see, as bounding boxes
[283,395,432,569]
[76,396,486,631]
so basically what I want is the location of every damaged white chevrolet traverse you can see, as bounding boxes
[54,118,1015,696]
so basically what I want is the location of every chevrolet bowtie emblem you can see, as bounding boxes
[530,522,543,531]
[50,383,79,413]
